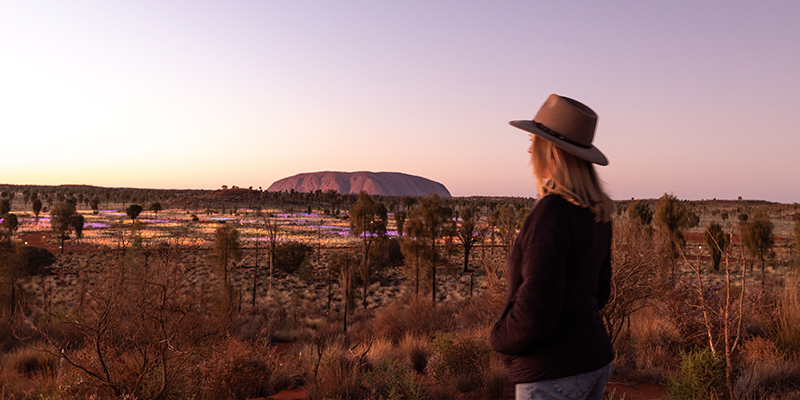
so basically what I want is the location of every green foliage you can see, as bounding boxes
[126,204,143,220]
[150,202,162,215]
[627,200,653,225]
[364,355,423,400]
[273,241,312,274]
[667,348,725,400]
[704,220,729,271]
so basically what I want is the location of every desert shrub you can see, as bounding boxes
[197,336,295,400]
[734,336,800,399]
[427,330,493,393]
[603,219,670,346]
[369,237,405,270]
[667,347,725,400]
[371,296,457,343]
[274,241,313,274]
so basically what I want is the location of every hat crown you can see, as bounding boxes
[533,95,597,147]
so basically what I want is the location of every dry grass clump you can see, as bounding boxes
[612,306,681,383]
[734,336,800,399]
[773,271,800,358]
[398,333,430,372]
[0,345,65,399]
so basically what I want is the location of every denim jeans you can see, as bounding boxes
[515,363,612,400]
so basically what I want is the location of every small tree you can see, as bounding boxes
[71,214,85,240]
[90,196,101,214]
[50,201,77,254]
[209,224,242,314]
[492,204,518,253]
[394,210,407,236]
[32,198,43,221]
[704,221,729,271]
[455,204,487,273]
[792,213,800,257]
[1,213,19,242]
[740,210,774,284]
[349,192,388,309]
[627,200,653,225]
[0,198,10,215]
[654,193,699,282]
[329,249,358,333]
[126,204,143,221]
[150,202,162,217]
[416,194,452,306]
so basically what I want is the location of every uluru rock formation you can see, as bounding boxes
[267,171,451,197]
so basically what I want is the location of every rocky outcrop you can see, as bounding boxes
[267,171,451,197]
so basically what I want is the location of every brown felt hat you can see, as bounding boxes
[510,94,608,166]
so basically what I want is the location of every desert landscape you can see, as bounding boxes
[1,184,799,400]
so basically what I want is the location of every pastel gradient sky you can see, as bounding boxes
[2,1,799,202]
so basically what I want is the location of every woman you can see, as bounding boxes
[490,94,615,400]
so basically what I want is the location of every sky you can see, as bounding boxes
[1,1,799,203]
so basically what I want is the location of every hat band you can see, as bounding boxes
[532,121,592,149]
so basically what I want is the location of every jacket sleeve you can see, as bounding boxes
[596,250,612,310]
[490,210,569,355]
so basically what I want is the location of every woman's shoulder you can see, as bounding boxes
[525,194,572,227]
[532,194,574,214]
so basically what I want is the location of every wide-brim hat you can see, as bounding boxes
[510,94,608,166]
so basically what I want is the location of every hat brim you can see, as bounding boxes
[510,120,609,166]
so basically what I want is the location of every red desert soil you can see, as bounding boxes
[257,382,667,400]
[20,232,101,255]
[607,382,667,400]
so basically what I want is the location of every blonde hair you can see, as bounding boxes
[532,135,614,222]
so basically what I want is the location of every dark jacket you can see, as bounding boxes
[490,194,614,383]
